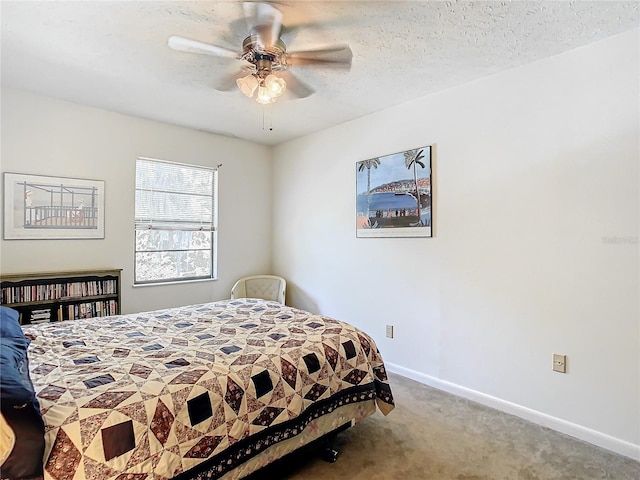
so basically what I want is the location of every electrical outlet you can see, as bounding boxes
[553,354,567,373]
[385,325,394,338]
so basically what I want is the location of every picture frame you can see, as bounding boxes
[3,172,105,240]
[356,145,432,238]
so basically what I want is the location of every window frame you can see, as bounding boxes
[133,156,218,286]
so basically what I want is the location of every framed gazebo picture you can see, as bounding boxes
[3,172,105,240]
[356,145,432,238]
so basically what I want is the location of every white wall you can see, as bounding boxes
[0,88,273,314]
[272,29,640,457]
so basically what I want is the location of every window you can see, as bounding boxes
[134,157,217,284]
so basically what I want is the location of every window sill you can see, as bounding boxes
[133,277,217,288]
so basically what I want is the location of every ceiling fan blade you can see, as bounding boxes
[286,45,353,69]
[279,70,315,99]
[243,2,283,48]
[168,36,239,59]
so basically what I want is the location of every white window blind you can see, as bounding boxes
[134,157,217,284]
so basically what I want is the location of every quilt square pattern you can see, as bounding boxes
[24,299,394,480]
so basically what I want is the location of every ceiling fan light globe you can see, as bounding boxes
[264,74,286,97]
[256,85,276,104]
[236,74,259,97]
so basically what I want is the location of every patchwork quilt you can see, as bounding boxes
[23,299,394,480]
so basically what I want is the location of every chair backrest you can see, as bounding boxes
[230,275,286,304]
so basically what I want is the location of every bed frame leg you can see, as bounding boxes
[319,433,340,463]
[321,446,339,463]
[318,421,351,463]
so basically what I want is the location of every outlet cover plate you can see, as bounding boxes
[553,354,567,373]
[386,325,394,338]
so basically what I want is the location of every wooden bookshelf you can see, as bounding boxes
[0,269,121,325]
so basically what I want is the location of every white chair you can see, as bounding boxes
[230,275,286,304]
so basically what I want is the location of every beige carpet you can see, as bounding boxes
[247,373,639,480]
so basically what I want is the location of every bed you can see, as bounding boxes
[1,298,394,480]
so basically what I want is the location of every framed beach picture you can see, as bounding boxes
[3,172,105,240]
[356,146,432,238]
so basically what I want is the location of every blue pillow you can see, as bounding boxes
[0,335,35,406]
[0,306,23,338]
[0,306,36,406]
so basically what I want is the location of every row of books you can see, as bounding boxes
[1,279,118,304]
[26,300,119,323]
[60,300,119,321]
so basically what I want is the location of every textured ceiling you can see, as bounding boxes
[2,1,639,146]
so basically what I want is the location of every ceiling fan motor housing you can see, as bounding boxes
[242,35,287,72]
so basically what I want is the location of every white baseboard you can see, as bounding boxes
[386,362,640,461]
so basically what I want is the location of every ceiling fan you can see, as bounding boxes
[168,2,352,104]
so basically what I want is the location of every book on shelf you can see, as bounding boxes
[30,318,50,324]
[30,308,52,321]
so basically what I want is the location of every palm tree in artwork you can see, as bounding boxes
[404,148,425,223]
[358,157,381,218]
